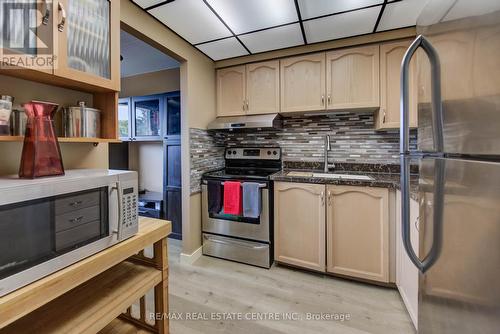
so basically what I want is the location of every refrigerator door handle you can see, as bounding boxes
[400,155,445,273]
[400,34,444,155]
[400,35,446,273]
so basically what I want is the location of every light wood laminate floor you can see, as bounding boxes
[167,239,415,334]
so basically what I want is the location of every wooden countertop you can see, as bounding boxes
[0,217,171,330]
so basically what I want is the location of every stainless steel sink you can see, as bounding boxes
[286,171,374,181]
[312,173,374,181]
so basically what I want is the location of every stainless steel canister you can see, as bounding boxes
[63,101,101,138]
[10,107,27,136]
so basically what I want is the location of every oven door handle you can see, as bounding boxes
[203,235,268,250]
[202,181,268,189]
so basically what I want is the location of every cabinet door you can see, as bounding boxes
[54,0,120,91]
[131,94,164,141]
[280,53,326,113]
[326,45,379,110]
[396,191,419,329]
[274,182,326,272]
[246,61,279,115]
[0,0,54,74]
[327,185,389,282]
[377,40,418,130]
[118,97,132,141]
[216,66,246,117]
[417,31,474,103]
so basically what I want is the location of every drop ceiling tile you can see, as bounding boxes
[239,24,304,53]
[133,0,165,9]
[149,0,232,44]
[197,38,249,60]
[443,0,500,22]
[298,0,383,20]
[304,6,381,43]
[206,0,298,34]
[377,0,428,31]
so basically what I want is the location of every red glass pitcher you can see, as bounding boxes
[19,101,65,178]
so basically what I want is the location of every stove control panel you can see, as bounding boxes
[226,147,281,160]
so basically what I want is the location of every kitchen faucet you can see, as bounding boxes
[324,135,335,172]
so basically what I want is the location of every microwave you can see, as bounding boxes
[0,169,138,297]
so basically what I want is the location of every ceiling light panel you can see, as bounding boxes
[133,0,165,9]
[377,0,428,31]
[304,6,381,43]
[239,24,304,53]
[206,0,298,34]
[298,0,383,19]
[197,38,249,60]
[149,0,232,44]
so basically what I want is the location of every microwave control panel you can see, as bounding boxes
[122,187,138,232]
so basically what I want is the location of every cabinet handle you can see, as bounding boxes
[327,94,331,106]
[321,95,325,106]
[320,191,325,206]
[245,100,249,111]
[414,216,420,232]
[42,0,50,25]
[242,100,246,111]
[327,191,332,206]
[382,109,386,123]
[57,2,66,32]
[69,216,84,223]
[69,200,83,207]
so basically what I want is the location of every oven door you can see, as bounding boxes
[201,183,270,242]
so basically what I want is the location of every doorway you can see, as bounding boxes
[109,29,182,239]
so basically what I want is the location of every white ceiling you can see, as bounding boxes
[132,0,428,61]
[120,30,179,78]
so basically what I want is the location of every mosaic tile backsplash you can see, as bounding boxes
[223,112,417,163]
[190,128,224,193]
[189,111,417,193]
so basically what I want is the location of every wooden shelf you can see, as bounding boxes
[0,217,171,329]
[99,318,155,334]
[0,136,121,144]
[1,261,162,334]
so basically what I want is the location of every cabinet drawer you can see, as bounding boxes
[202,233,270,268]
[55,190,101,215]
[55,205,101,232]
[55,220,102,252]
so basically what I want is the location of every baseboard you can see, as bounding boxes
[180,246,203,265]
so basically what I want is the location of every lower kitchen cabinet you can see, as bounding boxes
[326,185,390,282]
[396,190,419,329]
[274,182,391,281]
[274,182,326,272]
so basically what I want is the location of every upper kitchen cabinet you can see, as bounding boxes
[326,185,389,283]
[0,1,53,75]
[376,40,418,130]
[274,182,326,272]
[417,31,474,103]
[54,0,120,91]
[119,92,180,142]
[216,61,280,117]
[246,61,280,115]
[326,45,379,110]
[280,53,326,113]
[216,66,246,117]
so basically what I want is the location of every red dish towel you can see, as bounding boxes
[223,181,242,215]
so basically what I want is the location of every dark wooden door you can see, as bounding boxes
[163,92,182,239]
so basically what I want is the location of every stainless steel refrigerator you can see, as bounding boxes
[399,0,500,333]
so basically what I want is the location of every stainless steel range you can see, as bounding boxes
[201,147,282,268]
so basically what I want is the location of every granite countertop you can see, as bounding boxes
[270,168,420,200]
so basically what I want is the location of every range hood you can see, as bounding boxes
[207,114,282,130]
